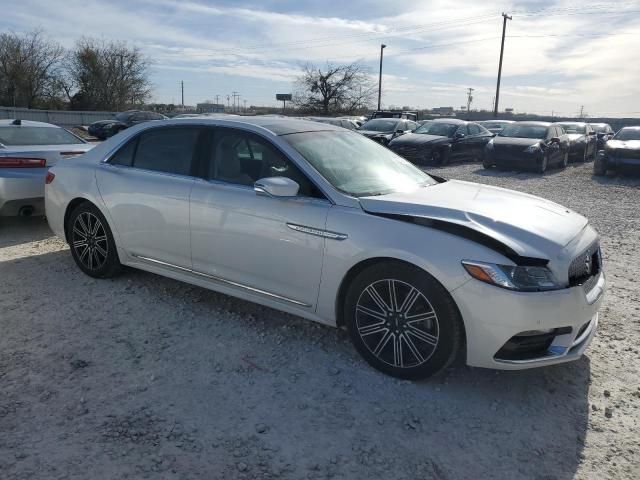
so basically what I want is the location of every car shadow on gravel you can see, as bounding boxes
[471,165,577,180]
[0,216,53,248]
[591,169,640,185]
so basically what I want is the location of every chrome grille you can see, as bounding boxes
[391,145,429,163]
[568,241,601,292]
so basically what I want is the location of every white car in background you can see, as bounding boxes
[45,117,605,380]
[0,119,93,216]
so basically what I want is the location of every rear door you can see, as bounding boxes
[96,126,203,268]
[450,124,471,160]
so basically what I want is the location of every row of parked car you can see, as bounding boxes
[344,116,636,175]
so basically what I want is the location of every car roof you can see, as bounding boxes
[555,121,588,126]
[162,116,344,135]
[589,122,610,126]
[430,118,467,125]
[0,119,60,128]
[620,126,640,130]
[518,121,552,127]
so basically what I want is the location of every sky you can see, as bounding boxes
[2,0,640,117]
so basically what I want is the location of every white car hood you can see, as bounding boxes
[359,180,588,260]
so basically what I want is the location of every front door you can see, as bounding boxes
[96,126,203,268]
[190,127,331,308]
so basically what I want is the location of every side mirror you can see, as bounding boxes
[395,129,405,135]
[454,132,465,139]
[254,177,299,198]
[588,131,596,136]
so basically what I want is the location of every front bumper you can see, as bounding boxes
[0,168,47,216]
[485,149,541,169]
[452,271,605,370]
[600,151,640,168]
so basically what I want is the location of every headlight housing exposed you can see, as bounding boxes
[485,139,494,150]
[525,143,541,153]
[462,260,562,292]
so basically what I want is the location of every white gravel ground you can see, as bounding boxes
[0,162,639,480]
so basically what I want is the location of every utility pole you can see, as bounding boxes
[243,99,247,112]
[181,80,184,107]
[579,105,584,118]
[226,95,230,110]
[232,91,239,112]
[215,94,220,105]
[466,88,474,117]
[377,44,386,111]
[493,12,512,118]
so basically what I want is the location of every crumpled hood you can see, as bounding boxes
[358,130,393,138]
[492,137,540,148]
[389,133,448,146]
[359,179,588,260]
[607,139,640,150]
[566,133,585,142]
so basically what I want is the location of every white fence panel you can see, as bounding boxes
[0,107,116,126]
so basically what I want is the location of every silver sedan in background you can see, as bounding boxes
[0,119,93,216]
[45,117,604,380]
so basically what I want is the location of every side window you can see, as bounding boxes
[109,138,137,166]
[468,124,481,135]
[132,127,200,175]
[407,121,418,131]
[456,125,469,136]
[341,120,355,130]
[210,129,322,198]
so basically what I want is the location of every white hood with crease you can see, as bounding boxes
[359,180,588,260]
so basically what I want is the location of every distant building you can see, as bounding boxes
[430,106,455,116]
[197,103,225,114]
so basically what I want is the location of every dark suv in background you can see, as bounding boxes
[88,110,167,140]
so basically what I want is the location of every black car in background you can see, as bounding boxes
[589,123,616,150]
[357,118,418,145]
[388,118,492,165]
[554,122,597,162]
[88,110,167,139]
[593,126,640,175]
[483,122,569,173]
[477,120,514,135]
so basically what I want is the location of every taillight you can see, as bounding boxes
[45,171,55,184]
[0,157,46,168]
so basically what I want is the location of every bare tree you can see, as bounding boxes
[293,62,375,115]
[64,38,151,111]
[0,30,65,108]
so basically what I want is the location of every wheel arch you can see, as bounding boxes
[334,257,467,344]
[63,197,95,243]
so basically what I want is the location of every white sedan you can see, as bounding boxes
[45,117,605,379]
[0,119,94,216]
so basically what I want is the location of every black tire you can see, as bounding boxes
[560,150,569,169]
[593,155,607,176]
[344,261,463,380]
[482,156,493,169]
[67,202,121,278]
[433,148,450,166]
[537,153,549,173]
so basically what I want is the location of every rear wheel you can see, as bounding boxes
[560,150,569,169]
[344,261,463,380]
[67,202,121,278]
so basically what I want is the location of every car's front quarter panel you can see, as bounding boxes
[316,205,513,325]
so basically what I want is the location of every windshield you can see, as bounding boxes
[282,131,436,197]
[590,124,608,133]
[359,119,399,132]
[0,126,84,146]
[499,124,547,139]
[481,122,509,129]
[613,129,640,141]
[414,122,458,137]
[557,123,586,134]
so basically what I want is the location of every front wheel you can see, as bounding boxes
[560,150,569,169]
[344,261,463,380]
[67,202,121,278]
[593,155,607,176]
[537,153,549,173]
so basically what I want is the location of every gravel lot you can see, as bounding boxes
[1,162,639,480]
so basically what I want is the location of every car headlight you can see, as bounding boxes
[485,140,494,150]
[525,143,540,153]
[462,260,562,292]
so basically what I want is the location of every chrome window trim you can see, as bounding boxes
[131,254,311,307]
[286,223,347,240]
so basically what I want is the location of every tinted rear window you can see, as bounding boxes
[0,126,84,146]
[132,127,200,175]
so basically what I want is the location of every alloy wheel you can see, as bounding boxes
[71,212,108,271]
[355,279,439,368]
